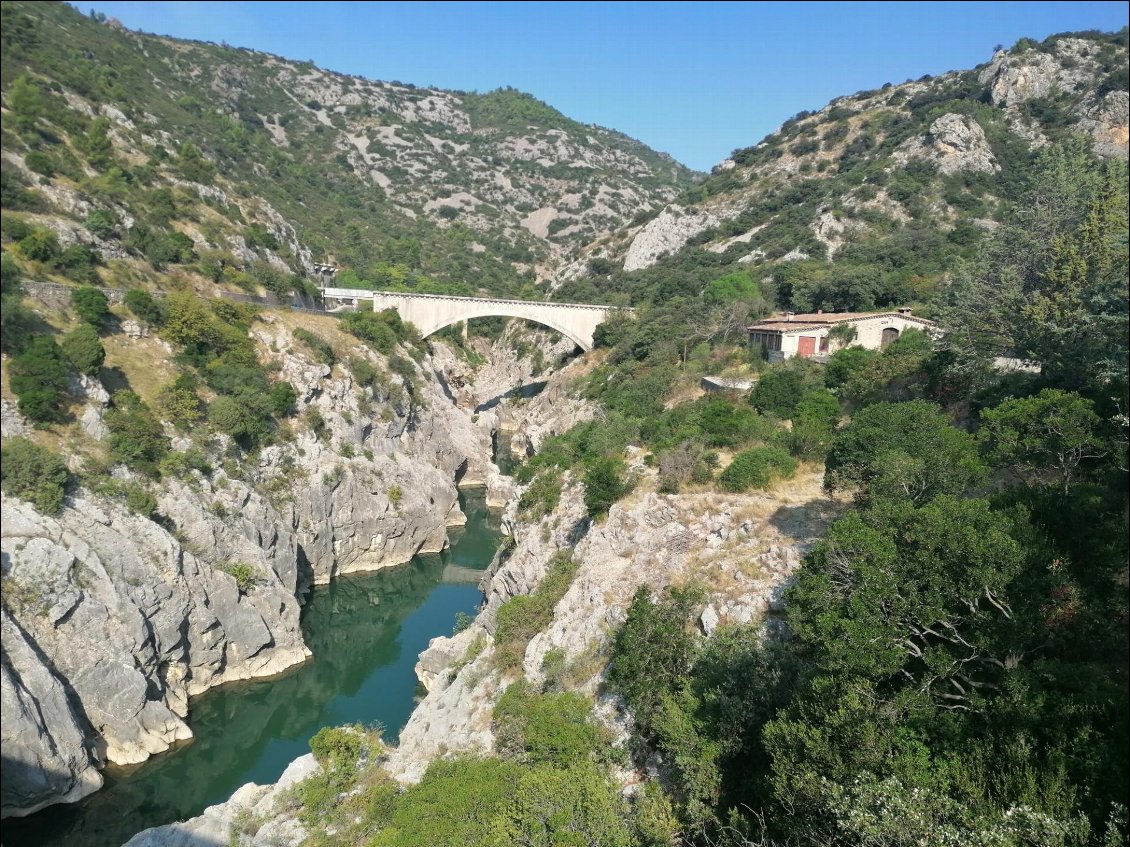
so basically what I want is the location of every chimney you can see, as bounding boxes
[816,308,823,315]
[785,312,795,322]
[897,307,912,315]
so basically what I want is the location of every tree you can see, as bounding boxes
[71,286,110,327]
[60,323,105,375]
[979,389,1105,492]
[825,400,986,503]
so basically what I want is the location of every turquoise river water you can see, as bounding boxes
[5,489,502,847]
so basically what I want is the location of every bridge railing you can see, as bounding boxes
[321,287,634,313]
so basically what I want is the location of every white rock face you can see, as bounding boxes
[0,323,498,817]
[386,468,843,784]
[122,754,320,847]
[894,113,999,175]
[977,41,1129,159]
[623,206,719,272]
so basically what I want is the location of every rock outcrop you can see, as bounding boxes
[623,206,720,272]
[0,321,496,818]
[893,113,1000,175]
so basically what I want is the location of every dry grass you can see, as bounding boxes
[101,333,181,407]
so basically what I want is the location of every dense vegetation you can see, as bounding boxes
[2,6,1127,845]
[592,141,1129,846]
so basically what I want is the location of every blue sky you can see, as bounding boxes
[69,1,1128,171]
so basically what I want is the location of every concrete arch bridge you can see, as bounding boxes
[321,288,630,352]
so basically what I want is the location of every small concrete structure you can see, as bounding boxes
[747,308,938,362]
[701,376,757,393]
[321,287,629,351]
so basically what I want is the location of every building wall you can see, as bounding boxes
[759,314,936,360]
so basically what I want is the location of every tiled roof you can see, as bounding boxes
[748,322,827,331]
[747,310,936,332]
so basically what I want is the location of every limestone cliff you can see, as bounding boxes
[0,316,496,818]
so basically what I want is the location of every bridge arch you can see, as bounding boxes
[322,288,629,353]
[420,311,590,352]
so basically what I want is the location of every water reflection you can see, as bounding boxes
[5,490,500,847]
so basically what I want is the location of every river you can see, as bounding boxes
[4,488,502,847]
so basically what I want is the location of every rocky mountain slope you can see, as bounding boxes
[0,298,522,817]
[559,31,1127,308]
[1,1,696,299]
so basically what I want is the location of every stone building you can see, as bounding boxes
[747,308,938,362]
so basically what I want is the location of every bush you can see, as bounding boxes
[309,725,365,769]
[267,381,297,416]
[750,360,825,418]
[60,323,105,375]
[85,209,118,240]
[293,328,335,365]
[788,389,841,459]
[494,552,577,670]
[18,227,59,262]
[124,289,163,325]
[583,457,627,519]
[9,335,70,423]
[824,400,986,503]
[718,446,798,492]
[216,560,258,594]
[518,470,561,519]
[105,391,169,475]
[124,483,158,517]
[493,680,610,767]
[71,286,110,327]
[0,438,70,514]
[155,372,204,429]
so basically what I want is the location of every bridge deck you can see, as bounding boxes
[321,287,633,313]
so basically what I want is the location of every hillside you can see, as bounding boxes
[0,1,696,301]
[559,30,1128,311]
[2,7,1127,847]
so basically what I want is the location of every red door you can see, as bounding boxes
[797,336,816,357]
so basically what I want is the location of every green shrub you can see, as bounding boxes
[18,227,59,262]
[216,560,257,594]
[124,289,163,325]
[292,328,336,365]
[0,438,70,514]
[749,360,824,418]
[85,209,118,240]
[494,552,577,670]
[155,372,204,429]
[387,484,403,505]
[123,483,158,517]
[718,446,798,492]
[267,381,297,416]
[9,335,70,423]
[309,725,365,769]
[788,389,841,459]
[71,286,110,326]
[825,400,986,503]
[105,390,169,475]
[60,323,105,375]
[583,457,627,519]
[518,470,561,519]
[493,681,611,768]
